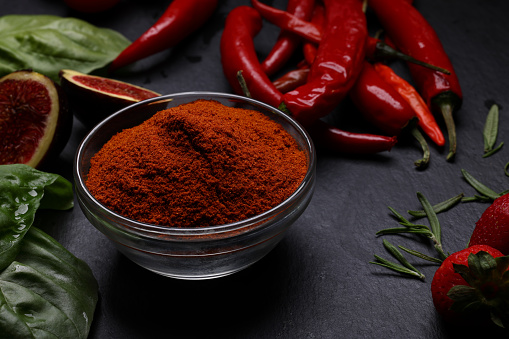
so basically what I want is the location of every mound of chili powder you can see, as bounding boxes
[86,99,307,228]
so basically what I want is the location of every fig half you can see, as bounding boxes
[59,69,160,127]
[0,70,71,168]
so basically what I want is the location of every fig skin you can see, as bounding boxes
[59,69,160,128]
[0,70,72,169]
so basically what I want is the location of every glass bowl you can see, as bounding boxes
[74,92,316,280]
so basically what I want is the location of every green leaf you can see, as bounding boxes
[376,207,432,236]
[482,142,504,158]
[462,195,494,203]
[370,240,425,280]
[0,227,98,339]
[408,193,464,218]
[0,164,97,338]
[398,245,443,263]
[461,169,501,201]
[483,104,500,152]
[382,239,421,273]
[0,164,73,271]
[417,192,441,244]
[376,226,432,236]
[0,15,130,82]
[370,255,424,280]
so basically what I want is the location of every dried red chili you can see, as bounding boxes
[220,4,395,155]
[251,0,321,45]
[302,3,324,65]
[86,100,307,228]
[253,0,450,74]
[109,0,218,71]
[373,63,445,147]
[260,0,315,76]
[368,0,463,160]
[350,62,416,137]
[220,6,283,108]
[349,61,430,167]
[308,120,397,154]
[281,0,368,126]
[273,65,310,94]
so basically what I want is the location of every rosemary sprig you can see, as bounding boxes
[370,239,425,280]
[408,193,464,218]
[377,192,448,260]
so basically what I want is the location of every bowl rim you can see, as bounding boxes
[74,91,316,237]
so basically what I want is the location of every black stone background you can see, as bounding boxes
[3,0,509,338]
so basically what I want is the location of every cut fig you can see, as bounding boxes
[59,69,160,127]
[0,70,71,168]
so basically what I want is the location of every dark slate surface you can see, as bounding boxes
[4,0,509,338]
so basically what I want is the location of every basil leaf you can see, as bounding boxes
[0,164,97,338]
[0,15,130,82]
[0,227,98,339]
[0,164,73,272]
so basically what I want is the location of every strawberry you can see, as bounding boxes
[431,245,509,328]
[469,193,509,255]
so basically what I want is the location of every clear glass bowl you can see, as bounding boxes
[74,92,316,280]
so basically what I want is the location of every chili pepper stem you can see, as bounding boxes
[411,127,430,169]
[374,41,451,75]
[440,103,457,161]
[236,70,252,98]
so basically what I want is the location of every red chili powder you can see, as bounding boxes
[86,99,307,228]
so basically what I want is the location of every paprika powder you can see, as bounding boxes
[86,99,307,228]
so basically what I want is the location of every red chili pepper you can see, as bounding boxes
[253,1,450,74]
[368,0,463,160]
[349,61,430,167]
[281,0,368,126]
[273,67,310,94]
[302,3,324,66]
[261,0,315,76]
[308,120,397,154]
[350,62,415,136]
[220,5,395,155]
[251,0,322,45]
[220,6,283,108]
[373,63,445,147]
[110,0,218,72]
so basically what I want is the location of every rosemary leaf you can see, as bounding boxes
[408,193,464,218]
[461,169,501,201]
[370,255,425,280]
[382,239,420,272]
[461,195,493,203]
[483,104,499,152]
[482,142,504,158]
[388,206,411,224]
[417,192,442,245]
[376,227,433,236]
[398,245,443,263]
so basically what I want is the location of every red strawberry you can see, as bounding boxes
[469,193,509,254]
[431,245,509,328]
